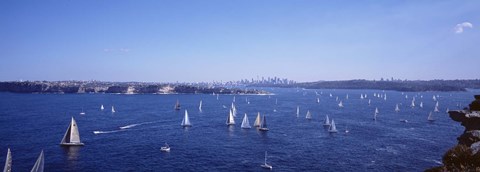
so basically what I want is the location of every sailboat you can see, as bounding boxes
[259,115,269,131]
[305,110,312,119]
[226,109,235,125]
[410,99,415,108]
[260,151,273,169]
[360,94,364,99]
[316,98,320,103]
[233,96,236,102]
[160,142,170,152]
[433,95,437,101]
[328,119,338,133]
[329,93,333,97]
[60,117,84,146]
[174,100,181,110]
[100,104,104,111]
[216,94,219,100]
[323,115,331,127]
[374,108,379,121]
[384,94,387,101]
[231,103,237,117]
[111,106,116,113]
[254,112,261,127]
[346,94,349,99]
[30,150,44,172]
[198,100,203,112]
[419,102,424,108]
[428,111,435,121]
[368,99,371,106]
[241,113,251,129]
[181,110,192,127]
[79,108,85,115]
[296,106,300,118]
[3,148,11,172]
[395,104,400,112]
[434,105,440,113]
[338,101,344,108]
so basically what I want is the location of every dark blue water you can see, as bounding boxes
[0,88,478,171]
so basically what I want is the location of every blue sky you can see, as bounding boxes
[0,1,478,82]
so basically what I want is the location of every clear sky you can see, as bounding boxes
[0,1,478,82]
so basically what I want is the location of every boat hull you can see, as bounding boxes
[60,142,84,146]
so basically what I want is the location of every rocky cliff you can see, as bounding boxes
[427,95,480,171]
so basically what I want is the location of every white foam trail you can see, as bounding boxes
[119,120,161,130]
[119,124,139,129]
[93,130,122,134]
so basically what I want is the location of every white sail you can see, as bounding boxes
[364,94,367,98]
[323,115,331,126]
[317,98,320,103]
[338,101,344,108]
[30,150,44,172]
[328,119,338,133]
[419,102,423,108]
[384,94,387,101]
[259,115,268,131]
[226,109,235,125]
[329,93,333,97]
[296,106,300,118]
[433,95,437,101]
[100,105,104,111]
[233,96,236,102]
[181,110,191,127]
[216,94,219,100]
[375,107,379,114]
[434,105,440,113]
[336,96,339,102]
[60,117,84,146]
[199,100,203,112]
[360,94,364,99]
[435,101,439,107]
[346,94,349,99]
[428,111,435,121]
[411,99,415,108]
[305,110,312,119]
[374,108,379,120]
[111,106,116,113]
[241,113,251,129]
[368,99,371,105]
[395,104,400,112]
[231,102,237,117]
[3,148,11,172]
[254,112,261,127]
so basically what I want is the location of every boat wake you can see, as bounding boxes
[119,120,161,130]
[93,130,122,135]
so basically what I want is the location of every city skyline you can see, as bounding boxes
[1,1,479,82]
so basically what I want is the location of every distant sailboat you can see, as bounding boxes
[100,105,104,111]
[111,106,116,113]
[226,109,236,125]
[260,151,272,169]
[231,103,237,117]
[316,98,320,103]
[174,100,181,110]
[346,94,349,100]
[368,99,371,106]
[323,115,331,127]
[216,94,219,100]
[338,101,344,108]
[60,117,84,146]
[374,108,379,121]
[328,119,338,133]
[259,115,269,131]
[296,106,300,118]
[410,99,415,108]
[305,110,312,119]
[384,94,387,101]
[428,111,435,121]
[233,96,236,102]
[3,148,12,172]
[160,142,170,152]
[336,96,339,102]
[360,94,364,99]
[434,105,440,113]
[433,95,437,101]
[254,112,261,127]
[329,93,333,97]
[198,100,203,112]
[181,110,192,127]
[419,102,424,108]
[30,150,44,172]
[395,104,400,112]
[241,113,251,129]
[79,108,85,115]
